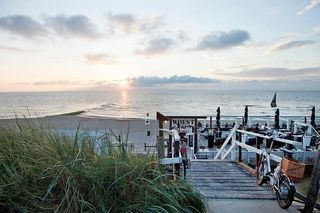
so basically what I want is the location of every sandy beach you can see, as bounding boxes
[0,115,158,153]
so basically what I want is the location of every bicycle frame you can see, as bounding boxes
[257,149,296,209]
[260,150,281,187]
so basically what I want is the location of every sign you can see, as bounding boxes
[172,119,195,125]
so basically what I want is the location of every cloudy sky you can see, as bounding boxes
[0,0,319,91]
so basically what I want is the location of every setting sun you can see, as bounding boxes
[119,79,130,89]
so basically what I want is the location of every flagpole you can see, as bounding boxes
[271,92,277,128]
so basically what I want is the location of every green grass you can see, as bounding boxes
[296,176,320,203]
[0,121,207,212]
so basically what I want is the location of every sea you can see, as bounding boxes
[0,90,319,120]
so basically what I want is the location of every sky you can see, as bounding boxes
[0,0,319,91]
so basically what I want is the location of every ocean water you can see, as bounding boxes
[0,90,319,119]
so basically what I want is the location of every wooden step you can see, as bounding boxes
[186,161,275,200]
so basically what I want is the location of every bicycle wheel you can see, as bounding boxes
[276,176,295,209]
[256,158,265,186]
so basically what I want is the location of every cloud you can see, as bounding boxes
[0,14,100,39]
[194,30,250,50]
[45,14,99,38]
[313,26,320,33]
[176,30,189,42]
[225,64,257,71]
[107,13,138,33]
[276,33,300,41]
[212,79,320,90]
[271,40,316,52]
[107,12,164,33]
[297,0,320,15]
[216,67,320,80]
[32,80,83,86]
[135,37,176,55]
[0,44,30,52]
[129,75,219,87]
[0,15,46,38]
[140,16,165,33]
[83,53,116,64]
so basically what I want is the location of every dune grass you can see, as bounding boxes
[296,176,320,203]
[0,121,207,212]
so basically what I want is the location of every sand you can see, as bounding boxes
[0,115,159,153]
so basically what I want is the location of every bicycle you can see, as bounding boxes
[256,149,296,209]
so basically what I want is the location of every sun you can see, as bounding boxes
[118,79,130,89]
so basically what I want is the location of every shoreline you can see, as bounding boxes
[0,109,153,121]
[0,115,158,153]
[0,115,156,130]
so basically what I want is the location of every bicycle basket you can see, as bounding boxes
[281,157,305,179]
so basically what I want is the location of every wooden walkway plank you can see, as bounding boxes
[187,161,275,200]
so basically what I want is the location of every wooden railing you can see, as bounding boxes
[214,128,303,163]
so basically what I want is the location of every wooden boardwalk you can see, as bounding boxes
[187,160,275,200]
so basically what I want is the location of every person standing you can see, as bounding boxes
[180,142,188,179]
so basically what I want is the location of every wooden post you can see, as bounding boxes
[174,139,180,175]
[303,145,320,212]
[156,112,169,159]
[194,118,198,155]
[238,132,242,162]
[256,137,260,168]
[157,120,165,159]
[168,118,172,158]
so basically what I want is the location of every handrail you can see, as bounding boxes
[310,125,320,137]
[237,129,270,139]
[273,138,301,146]
[197,131,206,147]
[221,143,236,159]
[159,128,182,163]
[235,140,263,155]
[217,127,309,162]
[237,129,304,147]
[294,121,320,136]
[294,121,309,127]
[214,125,238,160]
[236,141,282,162]
[234,140,282,162]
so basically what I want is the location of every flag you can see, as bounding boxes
[271,92,277,108]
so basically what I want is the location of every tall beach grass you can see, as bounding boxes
[296,177,320,203]
[0,120,207,212]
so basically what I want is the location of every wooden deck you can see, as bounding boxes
[187,160,275,200]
